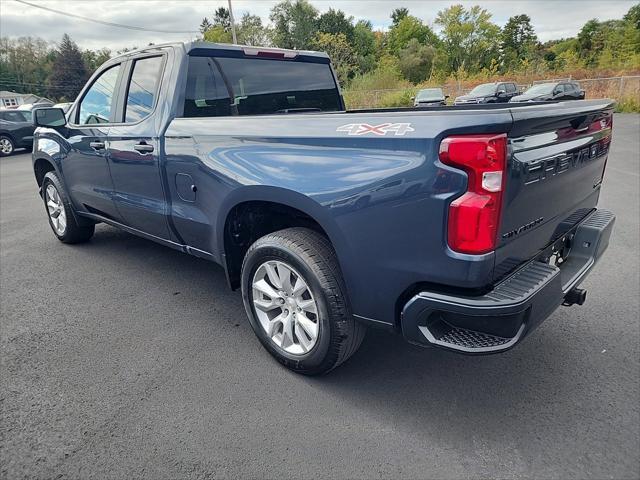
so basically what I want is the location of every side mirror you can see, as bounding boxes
[445,94,450,99]
[33,108,67,127]
[410,96,415,101]
[497,89,506,97]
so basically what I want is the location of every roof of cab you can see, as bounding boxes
[186,41,329,59]
[108,41,330,61]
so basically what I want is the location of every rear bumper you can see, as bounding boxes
[401,209,615,354]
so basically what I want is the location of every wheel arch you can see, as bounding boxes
[217,187,348,291]
[33,157,57,190]
[0,131,16,142]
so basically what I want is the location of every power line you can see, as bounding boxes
[13,0,199,34]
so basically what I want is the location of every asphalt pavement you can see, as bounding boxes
[1,114,639,479]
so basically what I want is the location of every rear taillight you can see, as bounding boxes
[439,133,508,254]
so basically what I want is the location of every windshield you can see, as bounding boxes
[416,88,443,101]
[524,83,556,95]
[468,83,497,96]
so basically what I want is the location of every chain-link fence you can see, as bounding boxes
[344,75,640,109]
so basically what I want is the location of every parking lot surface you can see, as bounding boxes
[1,114,639,479]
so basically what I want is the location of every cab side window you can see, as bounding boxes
[78,64,121,125]
[124,56,164,123]
[506,83,517,93]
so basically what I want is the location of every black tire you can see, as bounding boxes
[42,171,95,244]
[241,227,365,375]
[0,135,15,157]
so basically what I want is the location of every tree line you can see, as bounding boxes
[1,2,638,102]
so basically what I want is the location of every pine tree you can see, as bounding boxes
[200,17,212,34]
[48,34,88,101]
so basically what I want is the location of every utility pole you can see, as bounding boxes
[228,0,238,44]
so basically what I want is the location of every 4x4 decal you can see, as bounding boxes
[336,123,415,136]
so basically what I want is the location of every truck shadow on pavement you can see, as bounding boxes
[81,224,574,437]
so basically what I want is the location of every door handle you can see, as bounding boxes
[90,141,105,150]
[134,142,154,154]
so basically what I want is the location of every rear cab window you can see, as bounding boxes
[183,53,343,117]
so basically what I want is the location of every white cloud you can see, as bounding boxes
[0,0,635,51]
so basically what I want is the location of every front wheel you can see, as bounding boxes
[42,171,95,244]
[241,227,365,375]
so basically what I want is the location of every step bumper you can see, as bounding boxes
[401,209,615,354]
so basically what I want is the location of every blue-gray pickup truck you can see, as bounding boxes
[31,42,615,374]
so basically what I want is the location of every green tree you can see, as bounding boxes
[576,19,601,65]
[391,8,409,25]
[623,3,640,30]
[353,20,378,73]
[312,32,357,84]
[269,0,319,49]
[213,7,231,30]
[435,4,501,75]
[387,15,438,54]
[82,48,111,73]
[238,13,271,46]
[397,38,436,83]
[575,18,639,67]
[203,26,233,43]
[501,14,538,70]
[48,34,87,101]
[317,8,355,41]
[199,18,212,35]
[0,36,52,96]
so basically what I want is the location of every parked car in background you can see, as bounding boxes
[0,109,35,156]
[510,81,585,103]
[413,88,448,107]
[17,101,54,112]
[53,102,73,113]
[454,82,519,104]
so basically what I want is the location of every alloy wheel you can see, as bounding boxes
[0,138,13,155]
[251,260,319,355]
[46,184,67,235]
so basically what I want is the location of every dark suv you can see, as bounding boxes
[0,110,35,156]
[510,81,585,103]
[454,82,519,104]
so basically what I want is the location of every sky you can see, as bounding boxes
[0,0,636,51]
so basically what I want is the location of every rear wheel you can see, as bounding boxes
[0,135,14,156]
[42,171,94,244]
[241,227,365,375]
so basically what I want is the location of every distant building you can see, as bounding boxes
[0,91,53,108]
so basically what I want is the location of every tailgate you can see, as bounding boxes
[494,100,615,281]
